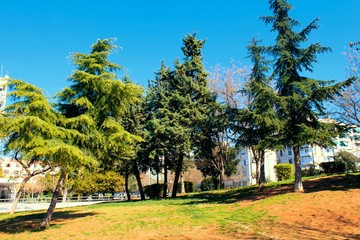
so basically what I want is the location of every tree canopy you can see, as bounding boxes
[261,0,354,192]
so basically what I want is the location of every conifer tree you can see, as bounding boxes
[232,38,282,188]
[121,77,147,200]
[147,34,215,197]
[262,0,354,192]
[170,34,216,197]
[0,80,56,214]
[146,61,175,197]
[0,79,96,226]
[57,38,143,170]
[195,102,240,189]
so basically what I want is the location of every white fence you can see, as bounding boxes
[0,195,135,213]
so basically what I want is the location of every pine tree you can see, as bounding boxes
[232,38,282,188]
[121,77,147,200]
[57,38,143,170]
[146,34,215,197]
[0,79,96,226]
[262,0,354,192]
[170,34,216,196]
[146,61,175,197]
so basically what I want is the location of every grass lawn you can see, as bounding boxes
[0,174,359,239]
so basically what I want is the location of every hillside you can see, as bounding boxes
[0,174,359,239]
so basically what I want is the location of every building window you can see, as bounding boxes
[288,158,293,164]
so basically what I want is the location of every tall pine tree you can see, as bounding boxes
[146,34,215,197]
[57,38,143,171]
[232,38,282,188]
[262,0,354,192]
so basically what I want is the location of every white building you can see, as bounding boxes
[0,157,45,200]
[236,126,360,186]
[0,75,9,112]
[234,148,278,187]
[277,126,360,167]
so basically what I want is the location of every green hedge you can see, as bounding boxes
[200,177,219,191]
[143,183,164,198]
[319,161,346,174]
[177,181,195,193]
[274,164,294,181]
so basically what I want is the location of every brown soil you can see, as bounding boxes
[241,175,360,239]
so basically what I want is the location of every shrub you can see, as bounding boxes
[177,181,195,193]
[319,161,347,174]
[200,177,219,191]
[334,151,359,173]
[302,164,320,176]
[274,164,293,181]
[143,183,164,198]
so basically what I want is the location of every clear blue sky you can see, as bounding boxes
[0,0,359,97]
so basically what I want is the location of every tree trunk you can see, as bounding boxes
[132,161,145,200]
[124,171,131,201]
[62,186,68,203]
[172,153,184,198]
[219,158,225,189]
[259,152,265,189]
[9,176,31,214]
[180,175,185,194]
[293,146,304,192]
[162,155,168,198]
[40,170,66,229]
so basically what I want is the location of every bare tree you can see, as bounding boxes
[334,42,360,125]
[24,175,47,199]
[209,60,250,109]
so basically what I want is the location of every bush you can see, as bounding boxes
[200,177,219,191]
[274,164,293,181]
[177,181,195,193]
[302,164,320,177]
[143,183,164,199]
[334,151,359,172]
[319,161,347,174]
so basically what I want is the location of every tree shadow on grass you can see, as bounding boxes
[0,210,96,234]
[180,174,360,205]
[267,219,360,240]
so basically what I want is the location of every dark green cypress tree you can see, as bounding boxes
[262,0,354,192]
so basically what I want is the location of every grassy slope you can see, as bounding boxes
[0,173,359,239]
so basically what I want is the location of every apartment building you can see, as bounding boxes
[234,148,278,187]
[236,126,360,186]
[0,157,45,200]
[277,126,360,166]
[0,75,9,112]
